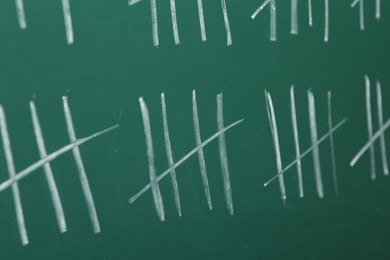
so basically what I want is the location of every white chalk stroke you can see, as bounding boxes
[129,92,243,217]
[62,0,74,44]
[251,0,277,41]
[351,0,365,30]
[264,88,347,200]
[350,76,389,178]
[291,0,298,35]
[0,98,118,245]
[221,0,233,46]
[376,0,381,20]
[197,0,207,41]
[308,0,313,26]
[15,0,27,29]
[327,92,339,195]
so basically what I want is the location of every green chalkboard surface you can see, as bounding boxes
[0,0,389,259]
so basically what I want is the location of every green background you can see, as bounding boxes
[0,0,389,259]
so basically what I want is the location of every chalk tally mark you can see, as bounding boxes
[15,0,27,29]
[327,92,339,195]
[62,0,74,44]
[251,0,277,41]
[221,0,233,46]
[351,0,364,30]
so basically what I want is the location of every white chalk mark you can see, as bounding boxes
[197,0,207,42]
[128,0,142,6]
[290,86,304,198]
[63,97,101,232]
[151,0,159,46]
[308,0,313,26]
[15,0,27,29]
[30,101,67,233]
[376,0,381,20]
[129,119,244,204]
[324,0,329,42]
[217,93,233,215]
[0,106,28,245]
[291,0,298,35]
[251,0,270,19]
[363,76,376,180]
[351,0,364,30]
[376,80,389,176]
[139,97,165,221]
[170,0,180,45]
[161,93,182,217]
[327,92,339,195]
[192,91,212,210]
[308,90,324,198]
[61,0,74,45]
[264,119,348,187]
[251,0,276,41]
[221,0,232,46]
[0,125,118,192]
[265,91,287,202]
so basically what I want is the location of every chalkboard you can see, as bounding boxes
[0,0,389,259]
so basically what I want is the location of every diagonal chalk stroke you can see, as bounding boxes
[129,119,244,204]
[197,0,207,42]
[63,96,101,233]
[251,0,276,41]
[351,0,364,30]
[170,0,180,45]
[217,93,233,215]
[363,75,376,180]
[0,106,28,245]
[264,118,348,187]
[324,0,329,42]
[265,91,287,202]
[291,0,298,35]
[139,97,165,221]
[0,125,118,192]
[376,80,389,176]
[151,0,159,46]
[251,0,270,19]
[376,0,381,20]
[290,86,304,198]
[161,93,182,217]
[327,92,339,195]
[30,101,67,233]
[221,0,232,46]
[15,0,27,29]
[62,0,74,45]
[192,90,212,210]
[308,90,324,198]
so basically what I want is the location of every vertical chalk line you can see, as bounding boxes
[161,93,182,217]
[139,97,165,221]
[270,0,277,41]
[251,0,270,19]
[221,0,232,46]
[324,0,329,42]
[129,119,244,204]
[265,91,287,202]
[327,92,339,195]
[376,0,381,20]
[364,76,376,180]
[308,90,324,198]
[376,80,389,176]
[192,90,212,210]
[291,0,298,35]
[290,86,304,198]
[151,0,159,46]
[0,106,28,245]
[169,0,180,45]
[15,0,27,29]
[217,93,233,215]
[30,101,67,233]
[61,0,74,45]
[197,0,207,42]
[308,0,313,26]
[63,97,101,232]
[351,0,364,30]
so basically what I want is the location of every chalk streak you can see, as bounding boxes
[270,0,277,41]
[139,97,165,221]
[251,0,270,19]
[129,119,244,204]
[192,91,212,210]
[324,0,329,42]
[363,76,376,179]
[327,92,339,195]
[197,0,207,41]
[308,0,313,26]
[221,0,232,46]
[63,97,101,232]
[351,0,364,30]
[0,125,118,192]
[264,119,348,187]
[291,0,298,35]
[265,91,287,202]
[61,0,74,44]
[217,93,233,215]
[290,86,304,198]
[376,0,381,20]
[0,106,28,245]
[376,81,389,176]
[308,90,324,198]
[161,93,182,217]
[30,101,67,233]
[170,0,180,45]
[151,0,159,46]
[15,0,27,29]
